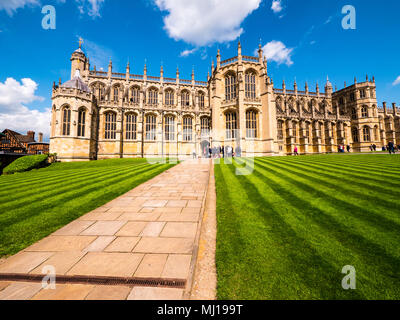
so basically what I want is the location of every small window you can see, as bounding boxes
[165,90,174,106]
[130,87,140,104]
[148,89,158,105]
[183,116,193,141]
[199,93,205,108]
[181,91,190,107]
[363,126,370,142]
[361,106,368,118]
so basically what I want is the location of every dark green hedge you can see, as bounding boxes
[3,154,49,175]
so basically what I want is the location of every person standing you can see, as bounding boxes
[346,145,351,153]
[388,141,395,154]
[294,146,299,156]
[192,148,196,159]
[221,145,225,158]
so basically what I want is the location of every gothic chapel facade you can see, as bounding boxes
[50,42,400,161]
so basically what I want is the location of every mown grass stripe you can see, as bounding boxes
[0,163,150,202]
[216,160,365,299]
[264,158,400,200]
[0,162,147,189]
[249,163,400,299]
[0,164,156,227]
[255,159,400,237]
[253,160,400,270]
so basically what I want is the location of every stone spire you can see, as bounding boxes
[258,41,263,64]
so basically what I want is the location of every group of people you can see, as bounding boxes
[205,145,242,158]
[337,145,351,153]
[384,141,398,154]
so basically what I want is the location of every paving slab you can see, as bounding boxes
[67,252,144,277]
[32,284,94,300]
[127,287,183,300]
[85,285,131,300]
[134,254,168,278]
[0,282,42,300]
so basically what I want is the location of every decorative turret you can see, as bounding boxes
[354,76,357,84]
[143,60,147,81]
[217,49,221,69]
[238,40,242,57]
[126,61,130,81]
[294,78,297,92]
[176,66,180,84]
[258,42,263,64]
[316,82,320,95]
[191,67,195,86]
[108,59,112,78]
[305,81,309,94]
[325,76,333,96]
[70,38,87,79]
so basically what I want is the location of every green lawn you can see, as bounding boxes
[0,158,176,257]
[214,154,400,300]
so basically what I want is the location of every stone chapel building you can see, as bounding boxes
[49,42,400,161]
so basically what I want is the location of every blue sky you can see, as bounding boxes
[0,0,399,139]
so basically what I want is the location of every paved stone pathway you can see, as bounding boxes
[0,159,212,300]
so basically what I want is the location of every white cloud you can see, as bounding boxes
[393,76,400,86]
[0,0,39,16]
[79,36,114,69]
[154,0,262,46]
[75,0,105,17]
[0,77,50,138]
[180,48,198,57]
[256,40,294,66]
[271,0,283,14]
[0,0,105,18]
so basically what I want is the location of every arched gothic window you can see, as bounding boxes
[363,126,370,142]
[148,89,158,105]
[277,121,284,140]
[181,91,190,107]
[165,90,174,106]
[201,117,210,137]
[225,111,238,139]
[164,116,175,141]
[130,87,140,104]
[62,107,71,136]
[145,114,157,140]
[246,110,258,138]
[183,116,193,141]
[105,112,117,139]
[199,92,205,108]
[245,71,256,99]
[113,86,119,102]
[77,108,86,137]
[225,74,237,101]
[126,113,137,140]
[352,127,359,143]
